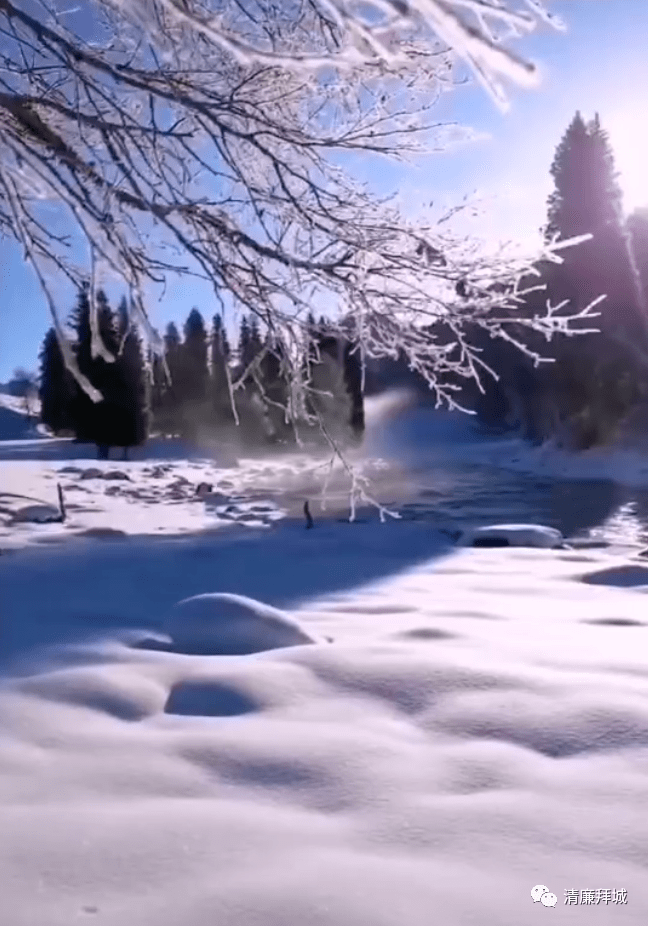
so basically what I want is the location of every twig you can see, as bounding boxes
[57,482,67,522]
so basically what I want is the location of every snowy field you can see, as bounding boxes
[3,393,648,924]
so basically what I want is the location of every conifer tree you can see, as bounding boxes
[238,316,251,369]
[181,309,209,400]
[629,208,648,311]
[259,335,290,442]
[149,347,166,433]
[159,322,182,435]
[536,112,648,447]
[38,328,75,434]
[114,297,149,455]
[249,316,263,360]
[91,291,121,457]
[210,313,233,425]
[545,111,622,241]
[545,111,645,342]
[178,308,209,439]
[68,284,94,442]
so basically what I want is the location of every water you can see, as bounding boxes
[284,393,648,547]
[6,390,648,547]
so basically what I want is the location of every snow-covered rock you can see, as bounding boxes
[12,503,62,524]
[165,592,316,655]
[459,523,564,549]
[80,468,104,480]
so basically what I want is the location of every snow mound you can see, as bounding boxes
[459,524,564,549]
[164,593,317,655]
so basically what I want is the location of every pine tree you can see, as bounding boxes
[343,340,365,441]
[629,208,648,311]
[149,347,166,433]
[178,308,209,439]
[38,328,75,434]
[68,284,95,442]
[306,331,365,445]
[113,297,149,455]
[535,112,648,447]
[91,291,121,457]
[249,316,263,360]
[545,111,623,241]
[181,309,209,400]
[158,322,182,435]
[259,334,290,442]
[544,111,644,340]
[210,313,233,425]
[238,316,251,369]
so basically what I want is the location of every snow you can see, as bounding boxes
[164,593,317,655]
[3,395,648,924]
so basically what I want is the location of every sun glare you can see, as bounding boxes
[606,112,648,215]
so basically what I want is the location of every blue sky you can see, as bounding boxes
[2,0,648,381]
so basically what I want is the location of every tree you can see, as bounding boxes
[68,286,122,455]
[258,335,290,442]
[0,0,595,440]
[114,297,150,455]
[38,329,74,434]
[149,347,166,434]
[157,322,183,436]
[90,291,122,458]
[178,308,209,439]
[237,316,254,374]
[210,313,233,425]
[492,112,648,448]
[545,112,646,344]
[68,284,95,442]
[546,112,619,242]
[629,208,648,311]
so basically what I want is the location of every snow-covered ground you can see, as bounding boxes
[3,392,648,924]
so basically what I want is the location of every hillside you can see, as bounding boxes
[0,393,43,441]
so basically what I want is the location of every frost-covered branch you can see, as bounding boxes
[0,0,588,422]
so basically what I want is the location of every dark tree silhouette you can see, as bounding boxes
[68,284,95,443]
[91,292,121,459]
[38,328,75,434]
[114,297,149,456]
[259,335,290,442]
[210,313,233,426]
[67,286,120,454]
[178,308,209,439]
[157,322,182,435]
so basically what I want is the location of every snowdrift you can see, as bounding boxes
[164,593,317,655]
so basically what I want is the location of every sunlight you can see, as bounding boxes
[607,111,648,214]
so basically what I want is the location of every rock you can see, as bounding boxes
[459,524,564,549]
[80,468,103,480]
[12,503,63,524]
